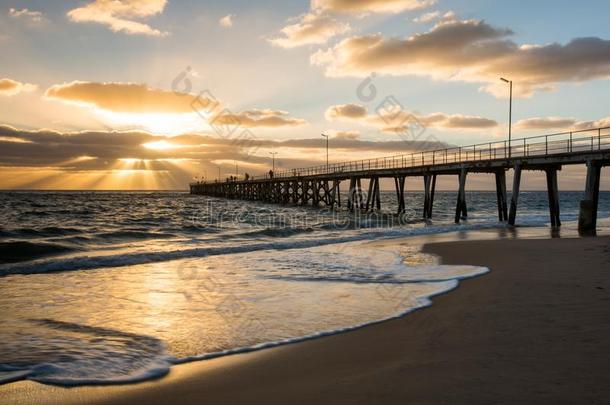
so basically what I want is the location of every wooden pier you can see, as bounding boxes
[191,127,610,233]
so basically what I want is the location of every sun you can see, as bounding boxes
[142,140,184,151]
[97,110,211,135]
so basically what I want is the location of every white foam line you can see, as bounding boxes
[0,223,501,276]
[26,360,173,387]
[0,370,32,385]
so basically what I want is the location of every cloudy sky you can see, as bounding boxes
[1,0,610,190]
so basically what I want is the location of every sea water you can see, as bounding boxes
[0,191,608,385]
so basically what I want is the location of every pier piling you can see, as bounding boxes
[578,161,602,233]
[508,164,522,226]
[423,174,436,219]
[394,176,406,214]
[455,169,468,223]
[495,170,508,221]
[545,167,561,228]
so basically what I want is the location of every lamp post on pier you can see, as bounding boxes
[269,152,277,172]
[500,77,513,157]
[321,133,329,172]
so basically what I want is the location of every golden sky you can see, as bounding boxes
[1,0,610,189]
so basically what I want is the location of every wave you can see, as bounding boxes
[0,222,502,276]
[15,208,94,216]
[0,319,172,386]
[236,226,315,238]
[0,241,76,264]
[181,224,222,234]
[0,226,83,238]
[18,211,50,217]
[92,230,177,241]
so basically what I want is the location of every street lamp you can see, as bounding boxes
[500,77,513,157]
[321,133,329,171]
[269,151,278,172]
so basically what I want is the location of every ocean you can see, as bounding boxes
[0,190,609,386]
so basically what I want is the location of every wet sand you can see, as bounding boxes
[2,236,610,404]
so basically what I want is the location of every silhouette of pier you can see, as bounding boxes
[191,127,610,233]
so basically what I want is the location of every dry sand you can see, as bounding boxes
[2,236,609,404]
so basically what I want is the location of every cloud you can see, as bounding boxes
[270,0,433,48]
[0,123,455,189]
[413,10,454,23]
[574,118,610,130]
[413,10,439,23]
[0,124,446,172]
[0,78,37,97]
[271,136,445,153]
[213,109,307,128]
[9,7,45,23]
[422,113,497,129]
[312,0,435,15]
[219,14,234,28]
[312,18,610,97]
[382,113,498,133]
[325,103,368,120]
[67,0,168,37]
[326,130,360,140]
[325,103,497,130]
[515,116,610,131]
[45,81,215,114]
[44,81,307,131]
[515,117,578,131]
[269,11,350,48]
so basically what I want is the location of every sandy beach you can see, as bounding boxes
[2,235,609,404]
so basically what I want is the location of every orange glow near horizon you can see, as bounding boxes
[0,157,202,190]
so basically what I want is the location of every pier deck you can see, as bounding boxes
[191,127,610,232]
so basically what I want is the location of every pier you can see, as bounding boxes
[191,127,610,232]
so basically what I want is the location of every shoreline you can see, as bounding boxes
[2,234,609,404]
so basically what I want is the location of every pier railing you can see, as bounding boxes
[193,126,610,183]
[254,126,610,180]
